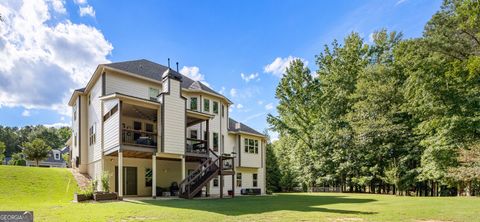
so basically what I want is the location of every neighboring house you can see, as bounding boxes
[26,147,69,168]
[68,59,267,199]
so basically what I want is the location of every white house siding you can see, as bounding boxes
[105,70,161,100]
[162,79,185,154]
[103,99,120,153]
[239,134,263,168]
[71,97,80,165]
[87,77,103,163]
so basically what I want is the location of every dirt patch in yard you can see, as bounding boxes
[70,168,91,189]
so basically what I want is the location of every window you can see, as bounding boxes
[190,97,198,111]
[213,177,219,187]
[74,134,77,147]
[149,88,159,101]
[204,131,208,141]
[236,173,242,187]
[213,132,219,151]
[221,135,224,152]
[88,94,91,105]
[190,130,198,139]
[134,121,142,130]
[73,105,77,121]
[203,99,210,112]
[244,138,259,154]
[89,123,96,145]
[54,152,60,160]
[145,168,152,187]
[221,105,225,117]
[213,101,219,114]
[253,174,258,187]
[145,123,154,133]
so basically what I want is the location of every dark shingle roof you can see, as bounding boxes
[75,88,85,92]
[228,118,265,137]
[103,59,225,99]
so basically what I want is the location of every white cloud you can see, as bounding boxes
[240,72,259,82]
[264,56,308,77]
[243,112,264,122]
[22,110,30,117]
[180,66,204,81]
[236,104,243,109]
[257,100,264,105]
[368,33,375,43]
[180,65,211,87]
[0,0,112,115]
[265,103,274,110]
[218,86,226,95]
[79,5,95,17]
[50,0,66,14]
[395,0,408,6]
[73,0,87,5]
[229,88,237,97]
[43,122,69,128]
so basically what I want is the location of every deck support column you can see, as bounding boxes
[118,151,123,200]
[152,153,157,199]
[181,155,186,180]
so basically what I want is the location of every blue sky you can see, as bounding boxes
[0,0,442,135]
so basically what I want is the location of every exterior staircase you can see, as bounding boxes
[179,149,235,199]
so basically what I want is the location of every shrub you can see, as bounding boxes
[78,185,93,199]
[101,171,110,192]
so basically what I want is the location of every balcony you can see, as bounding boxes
[122,129,157,148]
[185,138,208,157]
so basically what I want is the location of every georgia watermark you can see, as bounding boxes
[0,211,33,222]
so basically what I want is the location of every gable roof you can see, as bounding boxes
[103,59,228,101]
[228,118,265,137]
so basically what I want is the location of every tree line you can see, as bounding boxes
[266,0,480,196]
[0,125,71,166]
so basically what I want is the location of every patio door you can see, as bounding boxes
[115,166,138,195]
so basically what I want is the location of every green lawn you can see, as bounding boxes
[1,166,479,222]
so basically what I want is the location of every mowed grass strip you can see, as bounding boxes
[1,165,479,222]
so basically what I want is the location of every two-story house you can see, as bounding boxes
[68,59,266,199]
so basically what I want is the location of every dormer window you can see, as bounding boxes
[204,99,210,112]
[149,88,159,101]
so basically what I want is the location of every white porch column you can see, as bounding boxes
[181,155,186,179]
[152,153,157,199]
[118,151,123,200]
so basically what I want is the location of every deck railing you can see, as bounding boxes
[122,129,157,148]
[185,138,208,156]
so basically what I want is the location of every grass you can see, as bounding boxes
[1,165,480,221]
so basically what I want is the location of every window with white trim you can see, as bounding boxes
[204,99,210,112]
[253,173,258,187]
[236,173,242,187]
[149,88,159,101]
[190,97,198,111]
[244,138,259,154]
[89,123,96,146]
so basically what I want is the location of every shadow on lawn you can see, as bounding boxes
[135,194,378,216]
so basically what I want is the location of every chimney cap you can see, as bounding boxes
[162,68,183,81]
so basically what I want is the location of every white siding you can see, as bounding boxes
[162,79,185,154]
[71,97,80,166]
[103,99,119,153]
[87,77,103,163]
[239,135,262,168]
[105,71,161,100]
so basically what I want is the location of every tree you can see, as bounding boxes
[0,141,5,164]
[9,153,26,166]
[266,141,281,192]
[22,138,51,167]
[267,59,322,189]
